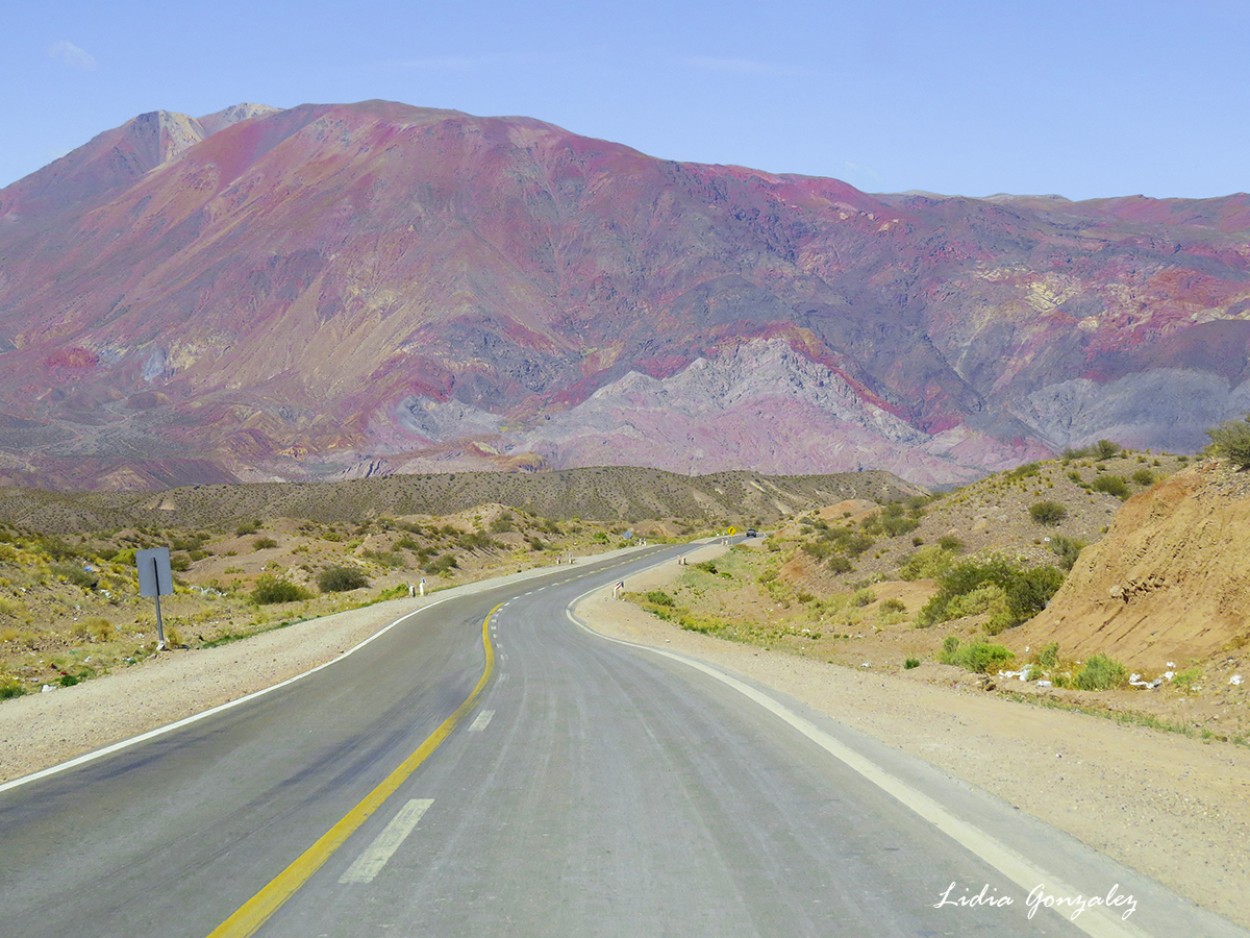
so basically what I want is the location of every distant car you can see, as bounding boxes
[746,528,758,538]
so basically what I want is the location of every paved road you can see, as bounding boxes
[0,544,1243,937]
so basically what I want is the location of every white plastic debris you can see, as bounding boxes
[1231,675,1244,686]
[1036,680,1052,688]
[1164,671,1175,681]
[1167,661,1176,668]
[41,684,55,693]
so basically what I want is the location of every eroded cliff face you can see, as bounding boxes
[1017,461,1250,666]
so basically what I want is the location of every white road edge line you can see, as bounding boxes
[469,709,495,731]
[338,798,434,884]
[0,599,453,795]
[565,584,1144,938]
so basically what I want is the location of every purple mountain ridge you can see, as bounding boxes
[0,100,1247,490]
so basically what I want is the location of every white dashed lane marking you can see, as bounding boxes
[338,799,434,884]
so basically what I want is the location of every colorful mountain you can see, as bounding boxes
[1,100,1247,490]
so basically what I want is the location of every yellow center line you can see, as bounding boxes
[207,603,500,938]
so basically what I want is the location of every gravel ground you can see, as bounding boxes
[2,544,1246,930]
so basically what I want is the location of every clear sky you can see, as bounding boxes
[4,0,1247,200]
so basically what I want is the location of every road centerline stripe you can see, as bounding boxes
[338,798,434,885]
[207,603,500,938]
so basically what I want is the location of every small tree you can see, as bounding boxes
[1094,439,1121,460]
[1207,415,1250,470]
[1028,500,1068,526]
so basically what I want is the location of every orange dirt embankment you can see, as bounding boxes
[1016,461,1250,668]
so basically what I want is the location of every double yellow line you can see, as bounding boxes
[208,603,500,938]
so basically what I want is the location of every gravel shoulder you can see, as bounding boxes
[3,543,1247,929]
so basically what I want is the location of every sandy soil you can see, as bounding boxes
[2,544,1247,929]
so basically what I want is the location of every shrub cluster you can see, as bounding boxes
[1207,415,1250,469]
[918,556,1064,633]
[318,566,369,592]
[940,636,1014,673]
[251,574,310,605]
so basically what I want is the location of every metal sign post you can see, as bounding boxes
[135,547,174,650]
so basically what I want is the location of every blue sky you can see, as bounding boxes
[4,0,1248,200]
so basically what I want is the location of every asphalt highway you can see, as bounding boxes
[0,544,1243,937]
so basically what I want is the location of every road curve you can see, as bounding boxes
[0,544,1242,937]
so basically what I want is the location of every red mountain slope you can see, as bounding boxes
[0,100,1247,489]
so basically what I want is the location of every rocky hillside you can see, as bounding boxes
[0,467,922,534]
[1016,460,1250,668]
[2,100,1249,489]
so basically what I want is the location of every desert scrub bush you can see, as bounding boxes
[363,549,405,568]
[898,545,955,581]
[918,557,1064,630]
[1093,439,1121,460]
[253,536,278,550]
[236,521,261,536]
[425,553,458,575]
[1028,500,1068,526]
[1047,534,1085,571]
[1172,666,1203,692]
[939,637,1014,673]
[318,566,370,592]
[1035,642,1060,670]
[645,590,675,607]
[1073,653,1128,690]
[0,675,25,699]
[904,658,921,670]
[850,588,876,607]
[1131,468,1155,486]
[936,535,965,553]
[250,575,310,605]
[1207,415,1250,469]
[1091,475,1129,499]
[880,598,907,614]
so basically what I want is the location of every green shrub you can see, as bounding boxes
[0,678,26,699]
[236,521,261,536]
[1048,536,1084,572]
[851,588,876,607]
[426,553,458,574]
[940,638,1014,673]
[253,537,278,550]
[1028,500,1068,526]
[318,566,370,592]
[645,590,675,607]
[880,598,907,614]
[1094,439,1121,460]
[904,658,921,670]
[52,563,98,590]
[251,575,310,605]
[826,555,853,574]
[1073,653,1127,690]
[1131,468,1155,486]
[1036,642,1060,669]
[899,545,955,581]
[1091,475,1129,499]
[1207,415,1250,469]
[918,557,1064,630]
[936,535,965,553]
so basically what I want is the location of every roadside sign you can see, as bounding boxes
[135,547,173,649]
[727,526,737,536]
[136,547,173,596]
